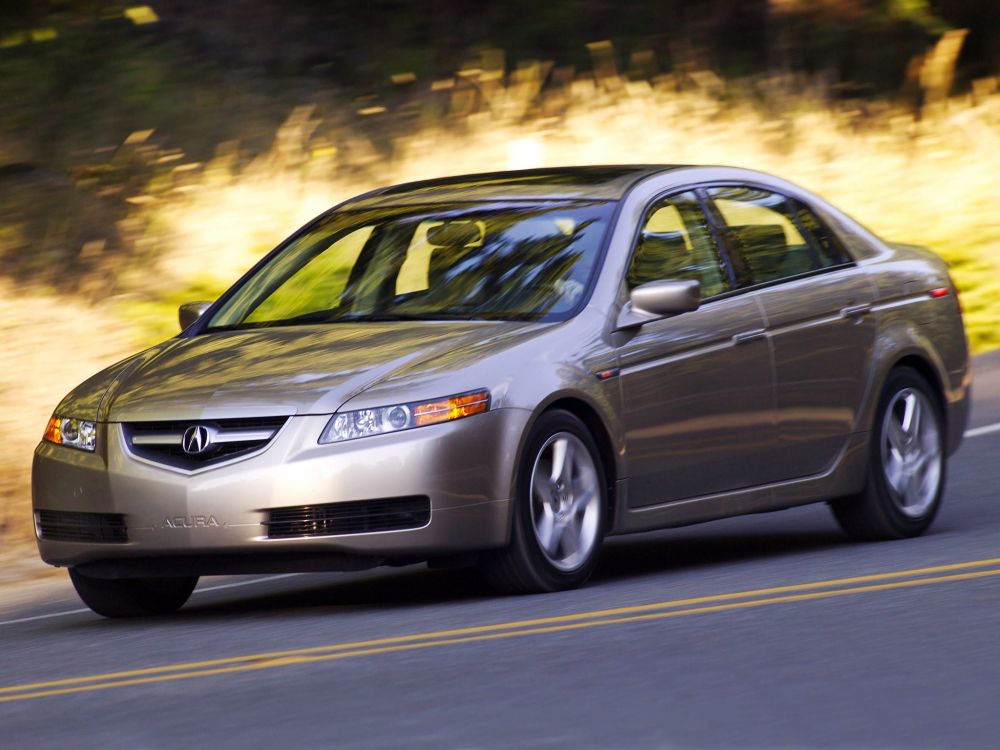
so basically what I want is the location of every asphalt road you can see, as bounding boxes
[3,352,1000,749]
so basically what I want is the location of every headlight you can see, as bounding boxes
[43,416,97,452]
[319,389,490,444]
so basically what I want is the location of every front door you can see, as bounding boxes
[617,190,777,507]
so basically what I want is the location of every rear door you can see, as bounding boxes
[617,190,777,506]
[704,185,877,479]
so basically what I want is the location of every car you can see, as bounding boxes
[32,165,971,617]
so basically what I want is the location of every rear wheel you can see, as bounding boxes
[830,367,945,540]
[69,568,199,618]
[481,410,606,593]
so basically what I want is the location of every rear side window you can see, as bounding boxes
[626,191,729,297]
[787,198,852,267]
[707,186,848,286]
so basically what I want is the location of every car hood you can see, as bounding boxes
[98,321,548,422]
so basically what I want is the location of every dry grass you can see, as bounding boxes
[3,68,999,568]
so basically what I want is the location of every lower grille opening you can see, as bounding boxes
[265,497,431,539]
[36,510,128,543]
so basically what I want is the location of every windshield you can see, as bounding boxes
[205,200,615,330]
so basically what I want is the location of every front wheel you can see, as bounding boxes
[481,410,606,593]
[69,568,199,618]
[830,367,946,540]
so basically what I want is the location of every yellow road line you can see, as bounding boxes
[3,565,1000,703]
[4,555,1000,696]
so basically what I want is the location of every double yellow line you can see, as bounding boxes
[4,556,1000,703]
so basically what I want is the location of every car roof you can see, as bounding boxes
[342,165,687,207]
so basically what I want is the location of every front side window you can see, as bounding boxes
[626,191,729,297]
[206,200,615,330]
[707,186,848,286]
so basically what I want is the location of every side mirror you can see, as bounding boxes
[616,279,700,329]
[178,301,213,331]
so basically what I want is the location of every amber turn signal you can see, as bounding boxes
[43,416,61,444]
[413,390,491,426]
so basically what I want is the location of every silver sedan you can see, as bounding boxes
[32,165,971,617]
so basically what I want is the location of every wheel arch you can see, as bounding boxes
[862,349,946,445]
[891,353,946,415]
[862,320,956,446]
[513,393,621,532]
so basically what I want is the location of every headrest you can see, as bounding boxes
[728,224,786,251]
[428,244,477,287]
[637,231,687,257]
[727,224,789,281]
[628,231,689,286]
[426,221,483,247]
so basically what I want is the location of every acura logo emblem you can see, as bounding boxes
[182,425,212,455]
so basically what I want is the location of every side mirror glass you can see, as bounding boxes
[617,279,700,329]
[178,301,213,331]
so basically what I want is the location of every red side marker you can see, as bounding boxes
[928,288,950,298]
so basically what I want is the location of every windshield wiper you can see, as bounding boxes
[330,312,488,322]
[205,309,490,332]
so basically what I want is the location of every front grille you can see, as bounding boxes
[36,510,128,543]
[265,497,431,539]
[122,416,288,470]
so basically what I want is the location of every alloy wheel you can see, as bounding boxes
[880,387,942,518]
[529,432,601,572]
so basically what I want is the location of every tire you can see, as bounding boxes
[69,568,199,618]
[481,410,606,593]
[830,367,946,541]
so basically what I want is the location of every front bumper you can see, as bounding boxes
[32,408,530,575]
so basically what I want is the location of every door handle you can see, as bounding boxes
[732,329,767,345]
[840,303,872,319]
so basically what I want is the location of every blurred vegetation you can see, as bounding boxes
[0,0,996,288]
[2,0,1000,566]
